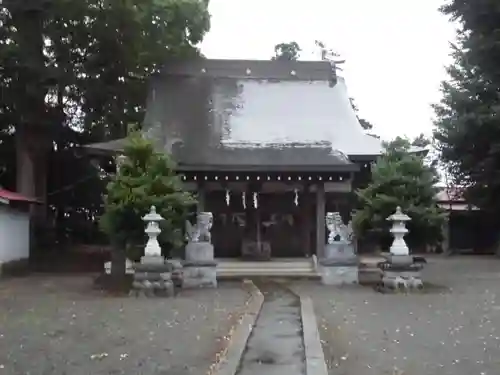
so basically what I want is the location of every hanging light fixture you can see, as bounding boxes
[225,189,231,206]
[242,192,246,209]
[294,188,299,206]
[253,192,258,209]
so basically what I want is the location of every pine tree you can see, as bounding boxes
[354,138,444,251]
[100,131,196,277]
[433,0,500,214]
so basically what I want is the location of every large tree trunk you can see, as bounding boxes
[111,241,127,277]
[12,6,50,220]
[109,239,127,291]
[16,125,49,219]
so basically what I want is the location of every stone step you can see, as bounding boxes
[218,266,314,272]
[217,266,315,272]
[218,272,320,280]
[217,261,313,269]
[217,268,315,274]
[217,268,318,278]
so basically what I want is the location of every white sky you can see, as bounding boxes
[200,0,457,141]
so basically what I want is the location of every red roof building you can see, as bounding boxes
[0,189,40,205]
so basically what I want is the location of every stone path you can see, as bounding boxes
[236,282,305,375]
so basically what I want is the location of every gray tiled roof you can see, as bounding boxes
[86,59,392,170]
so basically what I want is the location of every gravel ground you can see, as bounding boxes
[0,276,249,375]
[292,256,500,375]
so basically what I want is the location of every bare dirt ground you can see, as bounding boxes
[292,256,500,375]
[0,276,249,375]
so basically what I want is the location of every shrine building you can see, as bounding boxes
[85,59,423,260]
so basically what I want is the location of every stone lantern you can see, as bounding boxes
[130,206,174,297]
[142,205,164,258]
[387,206,411,257]
[377,206,424,292]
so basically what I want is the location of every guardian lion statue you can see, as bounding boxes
[185,212,213,243]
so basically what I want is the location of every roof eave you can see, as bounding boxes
[176,163,359,173]
[156,58,338,83]
[82,139,127,156]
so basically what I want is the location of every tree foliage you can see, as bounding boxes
[0,0,210,244]
[412,133,431,148]
[349,97,375,132]
[272,41,301,61]
[353,138,444,251]
[433,0,500,213]
[100,131,196,254]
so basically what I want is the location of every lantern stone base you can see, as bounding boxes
[383,254,414,265]
[377,255,425,293]
[319,258,359,285]
[166,259,184,289]
[131,257,174,297]
[182,260,217,289]
[140,255,165,265]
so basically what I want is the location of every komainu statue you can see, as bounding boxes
[185,212,213,243]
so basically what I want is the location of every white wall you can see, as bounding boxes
[0,205,30,264]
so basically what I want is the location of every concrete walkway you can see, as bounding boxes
[236,282,305,375]
[214,279,328,375]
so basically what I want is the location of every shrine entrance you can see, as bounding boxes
[182,170,353,260]
[206,190,309,258]
[248,192,304,258]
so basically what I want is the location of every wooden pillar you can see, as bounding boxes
[252,182,263,248]
[301,184,312,257]
[316,183,326,258]
[246,182,260,242]
[197,182,206,212]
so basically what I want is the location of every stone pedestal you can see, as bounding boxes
[185,242,214,262]
[166,259,184,289]
[131,257,174,297]
[320,242,359,285]
[183,242,217,288]
[140,255,165,265]
[383,254,413,265]
[378,255,424,293]
[320,258,358,285]
[324,241,355,260]
[182,260,217,288]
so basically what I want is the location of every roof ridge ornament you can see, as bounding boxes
[315,40,343,87]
